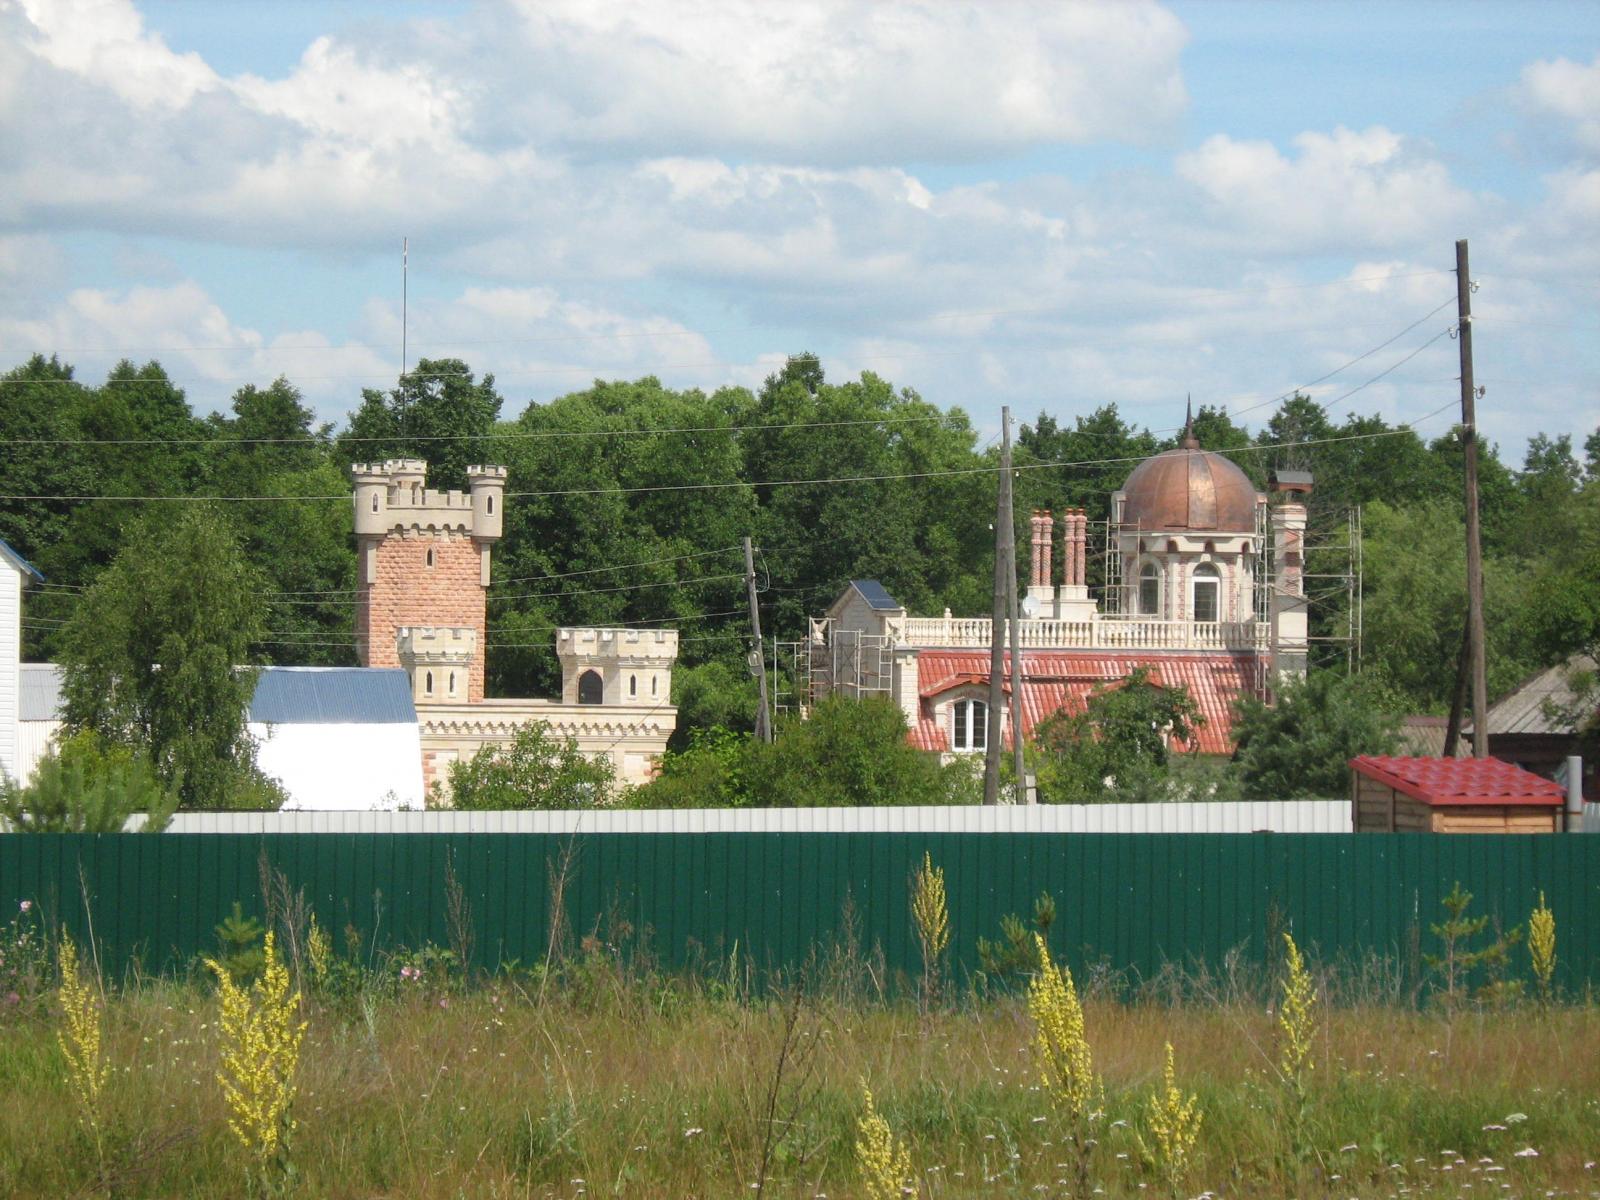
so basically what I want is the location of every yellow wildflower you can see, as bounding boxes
[207,931,308,1171]
[1528,892,1556,1003]
[1146,1042,1202,1196]
[56,931,110,1139]
[910,851,949,1010]
[856,1080,914,1200]
[1028,933,1101,1195]
[306,915,332,990]
[1277,932,1316,1086]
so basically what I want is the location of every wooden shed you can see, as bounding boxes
[1349,755,1564,833]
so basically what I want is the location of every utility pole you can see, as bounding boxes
[1443,621,1469,757]
[744,537,772,743]
[1007,506,1026,803]
[1456,239,1489,758]
[983,407,1012,805]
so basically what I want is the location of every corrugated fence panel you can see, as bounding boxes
[3,833,1598,992]
[138,801,1353,836]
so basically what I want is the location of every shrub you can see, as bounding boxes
[0,730,177,832]
[446,722,616,810]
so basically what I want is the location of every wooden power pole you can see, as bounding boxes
[983,407,1012,805]
[744,537,772,744]
[1456,239,1490,758]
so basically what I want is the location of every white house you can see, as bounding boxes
[0,538,44,787]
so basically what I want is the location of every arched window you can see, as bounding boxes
[1138,561,1161,616]
[651,675,658,697]
[1191,563,1220,623]
[578,669,604,705]
[448,671,456,697]
[425,547,435,568]
[951,698,987,753]
[371,493,379,513]
[629,674,637,697]
[486,495,494,515]
[424,670,434,696]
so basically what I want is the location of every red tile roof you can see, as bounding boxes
[909,650,1262,756]
[1348,755,1565,807]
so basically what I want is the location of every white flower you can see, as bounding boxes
[1514,1147,1539,1158]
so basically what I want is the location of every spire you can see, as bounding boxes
[1181,394,1199,449]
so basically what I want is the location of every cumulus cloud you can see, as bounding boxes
[1517,53,1600,155]
[1175,127,1479,253]
[491,0,1188,162]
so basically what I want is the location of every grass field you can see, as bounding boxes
[2,938,1598,1200]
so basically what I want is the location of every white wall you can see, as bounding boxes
[250,721,425,811]
[0,564,18,785]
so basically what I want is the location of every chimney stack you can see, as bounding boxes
[1024,510,1056,616]
[1056,508,1097,620]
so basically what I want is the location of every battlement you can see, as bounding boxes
[397,626,478,664]
[352,459,506,540]
[556,627,679,664]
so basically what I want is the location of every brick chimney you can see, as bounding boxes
[1024,510,1055,615]
[1269,480,1310,686]
[1057,508,1098,621]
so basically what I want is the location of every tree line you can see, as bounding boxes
[2,352,1596,809]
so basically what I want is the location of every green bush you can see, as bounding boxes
[0,730,177,832]
[446,722,616,810]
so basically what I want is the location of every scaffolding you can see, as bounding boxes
[773,618,895,718]
[1298,505,1364,672]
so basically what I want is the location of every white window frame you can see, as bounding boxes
[1191,562,1221,623]
[950,697,988,753]
[1137,558,1163,618]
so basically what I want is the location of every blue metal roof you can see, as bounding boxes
[19,665,417,725]
[0,537,44,582]
[850,580,901,611]
[249,668,417,725]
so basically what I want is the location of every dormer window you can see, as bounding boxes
[951,698,987,753]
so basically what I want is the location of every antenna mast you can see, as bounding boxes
[401,236,409,380]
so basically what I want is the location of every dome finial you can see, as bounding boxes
[1182,394,1199,449]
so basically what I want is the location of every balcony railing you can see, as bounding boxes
[897,616,1269,652]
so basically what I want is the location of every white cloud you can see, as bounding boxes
[1517,53,1600,155]
[497,0,1188,162]
[1176,127,1478,252]
[16,0,218,109]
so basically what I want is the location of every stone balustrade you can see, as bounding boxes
[898,616,1268,652]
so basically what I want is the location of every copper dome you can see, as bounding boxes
[1119,430,1260,533]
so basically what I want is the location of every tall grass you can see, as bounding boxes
[1,943,1597,1198]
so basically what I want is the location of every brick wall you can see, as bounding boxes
[358,531,487,702]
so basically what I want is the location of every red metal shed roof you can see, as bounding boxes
[910,649,1260,756]
[1348,755,1564,807]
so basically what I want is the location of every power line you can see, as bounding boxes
[0,412,959,448]
[1,267,1457,360]
[0,415,1462,505]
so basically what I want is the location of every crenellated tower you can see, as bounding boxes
[351,460,506,703]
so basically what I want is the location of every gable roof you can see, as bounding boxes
[19,664,417,726]
[909,649,1261,756]
[849,580,902,611]
[1472,654,1597,737]
[249,667,417,724]
[0,537,44,583]
[1348,755,1564,807]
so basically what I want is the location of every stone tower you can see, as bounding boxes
[351,459,507,704]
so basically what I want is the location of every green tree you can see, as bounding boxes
[626,726,753,809]
[445,722,616,810]
[743,695,977,807]
[0,730,177,832]
[58,506,283,810]
[339,358,502,490]
[1028,667,1203,803]
[1231,671,1401,798]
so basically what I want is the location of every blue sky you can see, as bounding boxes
[2,0,1596,463]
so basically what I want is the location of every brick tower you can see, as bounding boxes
[351,459,507,703]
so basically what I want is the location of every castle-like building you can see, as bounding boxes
[808,420,1310,761]
[351,460,678,798]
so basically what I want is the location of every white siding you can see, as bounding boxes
[0,564,18,785]
[17,718,61,787]
[147,800,1352,834]
[251,721,425,812]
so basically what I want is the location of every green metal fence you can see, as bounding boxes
[3,833,1597,992]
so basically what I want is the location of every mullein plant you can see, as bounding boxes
[207,931,307,1193]
[1145,1042,1202,1198]
[56,931,111,1181]
[855,1080,914,1200]
[1276,932,1318,1166]
[1029,933,1102,1198]
[305,915,332,996]
[909,851,949,1013]
[1528,892,1556,1005]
